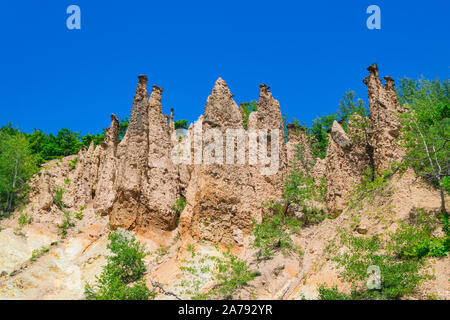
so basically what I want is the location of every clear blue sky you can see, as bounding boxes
[0,0,448,135]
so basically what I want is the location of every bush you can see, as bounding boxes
[68,157,77,170]
[400,213,450,258]
[208,249,258,300]
[84,230,153,300]
[318,285,353,300]
[333,217,441,299]
[178,246,258,300]
[58,211,75,238]
[251,203,302,260]
[53,186,65,210]
[18,211,33,228]
[173,196,186,226]
[30,246,49,262]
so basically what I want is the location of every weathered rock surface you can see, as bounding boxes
[179,79,287,245]
[363,63,404,173]
[286,124,314,174]
[325,117,371,215]
[110,78,179,231]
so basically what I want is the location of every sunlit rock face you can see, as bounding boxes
[363,63,404,173]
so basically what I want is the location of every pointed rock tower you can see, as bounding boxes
[363,63,404,173]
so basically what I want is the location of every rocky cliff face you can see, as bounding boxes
[179,79,287,245]
[325,117,371,215]
[319,64,404,214]
[30,63,407,237]
[364,63,404,173]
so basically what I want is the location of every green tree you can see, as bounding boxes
[174,119,188,130]
[0,132,38,214]
[310,91,367,159]
[84,230,152,300]
[240,100,258,130]
[398,78,449,213]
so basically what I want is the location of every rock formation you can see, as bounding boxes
[325,116,371,214]
[109,77,179,231]
[286,123,314,174]
[30,63,406,241]
[179,79,287,245]
[363,63,404,173]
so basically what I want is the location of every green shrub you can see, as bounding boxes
[400,213,450,258]
[318,285,353,300]
[349,168,390,209]
[207,249,258,300]
[334,221,438,300]
[53,186,65,210]
[178,246,258,300]
[74,207,84,220]
[30,246,49,262]
[85,230,153,300]
[68,157,77,170]
[18,211,33,228]
[173,196,186,226]
[251,203,302,260]
[58,211,75,238]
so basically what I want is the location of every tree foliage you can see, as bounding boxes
[0,132,38,214]
[397,77,449,213]
[174,119,189,130]
[240,100,258,130]
[84,230,152,300]
[309,91,367,159]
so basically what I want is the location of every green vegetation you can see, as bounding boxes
[207,248,258,299]
[58,211,75,238]
[68,157,77,171]
[251,202,302,260]
[399,212,449,259]
[178,245,258,300]
[1,118,129,166]
[0,130,39,216]
[174,120,189,130]
[85,230,153,300]
[349,168,391,209]
[318,285,353,300]
[154,245,170,263]
[331,209,448,300]
[173,196,186,226]
[53,186,65,210]
[240,100,258,130]
[18,211,33,229]
[397,78,449,214]
[283,128,327,224]
[74,207,84,220]
[309,91,368,159]
[30,246,50,262]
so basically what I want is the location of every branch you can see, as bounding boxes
[150,280,181,300]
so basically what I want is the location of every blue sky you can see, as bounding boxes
[0,0,449,135]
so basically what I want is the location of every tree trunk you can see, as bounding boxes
[440,185,447,214]
[7,159,19,212]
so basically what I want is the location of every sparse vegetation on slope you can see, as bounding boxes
[84,230,154,300]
